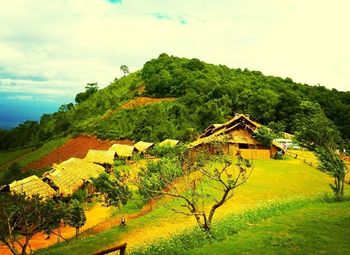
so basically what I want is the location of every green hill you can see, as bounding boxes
[1,53,350,150]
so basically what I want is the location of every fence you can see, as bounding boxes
[91,243,127,255]
[286,150,318,168]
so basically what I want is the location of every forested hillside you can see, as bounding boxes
[1,53,350,150]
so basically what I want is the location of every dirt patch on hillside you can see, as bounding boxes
[23,136,133,171]
[120,97,176,109]
[102,96,176,119]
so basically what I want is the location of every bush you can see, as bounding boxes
[138,157,183,199]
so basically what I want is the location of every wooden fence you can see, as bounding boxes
[91,243,127,255]
[285,151,318,168]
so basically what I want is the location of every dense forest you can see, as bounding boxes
[1,53,350,150]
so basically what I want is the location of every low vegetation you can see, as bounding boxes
[133,197,350,255]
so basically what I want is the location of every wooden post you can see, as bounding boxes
[120,245,126,255]
[91,243,127,255]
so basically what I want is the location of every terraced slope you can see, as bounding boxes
[23,136,132,171]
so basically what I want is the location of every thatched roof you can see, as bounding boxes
[9,175,56,198]
[134,141,154,153]
[109,144,135,158]
[159,139,180,147]
[200,114,261,139]
[188,135,229,148]
[44,158,105,196]
[84,149,116,165]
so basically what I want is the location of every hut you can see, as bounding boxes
[190,114,285,160]
[43,158,105,196]
[108,144,135,159]
[159,139,180,147]
[134,141,155,154]
[84,149,116,172]
[7,175,56,199]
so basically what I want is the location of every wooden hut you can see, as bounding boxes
[43,158,105,196]
[108,144,135,159]
[190,114,285,160]
[159,139,180,147]
[134,141,155,154]
[8,175,56,199]
[84,149,116,172]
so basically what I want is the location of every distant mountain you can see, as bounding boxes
[1,53,349,150]
[0,101,60,129]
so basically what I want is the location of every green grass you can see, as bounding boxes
[184,200,350,255]
[132,197,350,255]
[0,148,32,168]
[17,137,68,168]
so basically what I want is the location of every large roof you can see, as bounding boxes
[159,139,180,147]
[84,149,115,165]
[188,135,229,148]
[192,114,285,151]
[134,141,154,153]
[108,144,135,158]
[44,158,105,196]
[9,175,56,199]
[199,114,261,139]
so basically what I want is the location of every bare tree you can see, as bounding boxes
[133,147,253,232]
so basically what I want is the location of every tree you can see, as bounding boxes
[295,101,342,150]
[252,126,276,148]
[120,65,130,76]
[0,193,73,255]
[0,193,45,255]
[295,101,347,198]
[316,147,348,199]
[40,199,69,242]
[75,82,99,104]
[66,200,86,239]
[91,173,131,208]
[135,147,253,232]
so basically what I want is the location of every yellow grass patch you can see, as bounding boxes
[117,158,342,250]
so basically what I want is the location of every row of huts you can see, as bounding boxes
[1,139,180,199]
[2,114,286,200]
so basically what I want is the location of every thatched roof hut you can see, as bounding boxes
[108,144,135,158]
[9,175,56,198]
[192,114,285,159]
[84,149,116,165]
[159,139,180,147]
[43,158,105,196]
[134,141,155,153]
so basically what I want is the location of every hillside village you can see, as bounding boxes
[1,114,285,200]
[0,55,349,255]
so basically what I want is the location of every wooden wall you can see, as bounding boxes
[239,149,271,160]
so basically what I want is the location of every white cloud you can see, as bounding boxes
[0,0,349,102]
[6,95,34,101]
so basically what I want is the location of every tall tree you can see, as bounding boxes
[295,101,348,198]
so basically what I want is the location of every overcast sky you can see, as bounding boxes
[0,0,349,106]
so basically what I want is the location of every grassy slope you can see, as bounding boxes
[0,148,32,167]
[186,201,350,255]
[36,158,341,255]
[18,137,68,168]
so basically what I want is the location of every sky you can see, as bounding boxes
[0,0,349,127]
